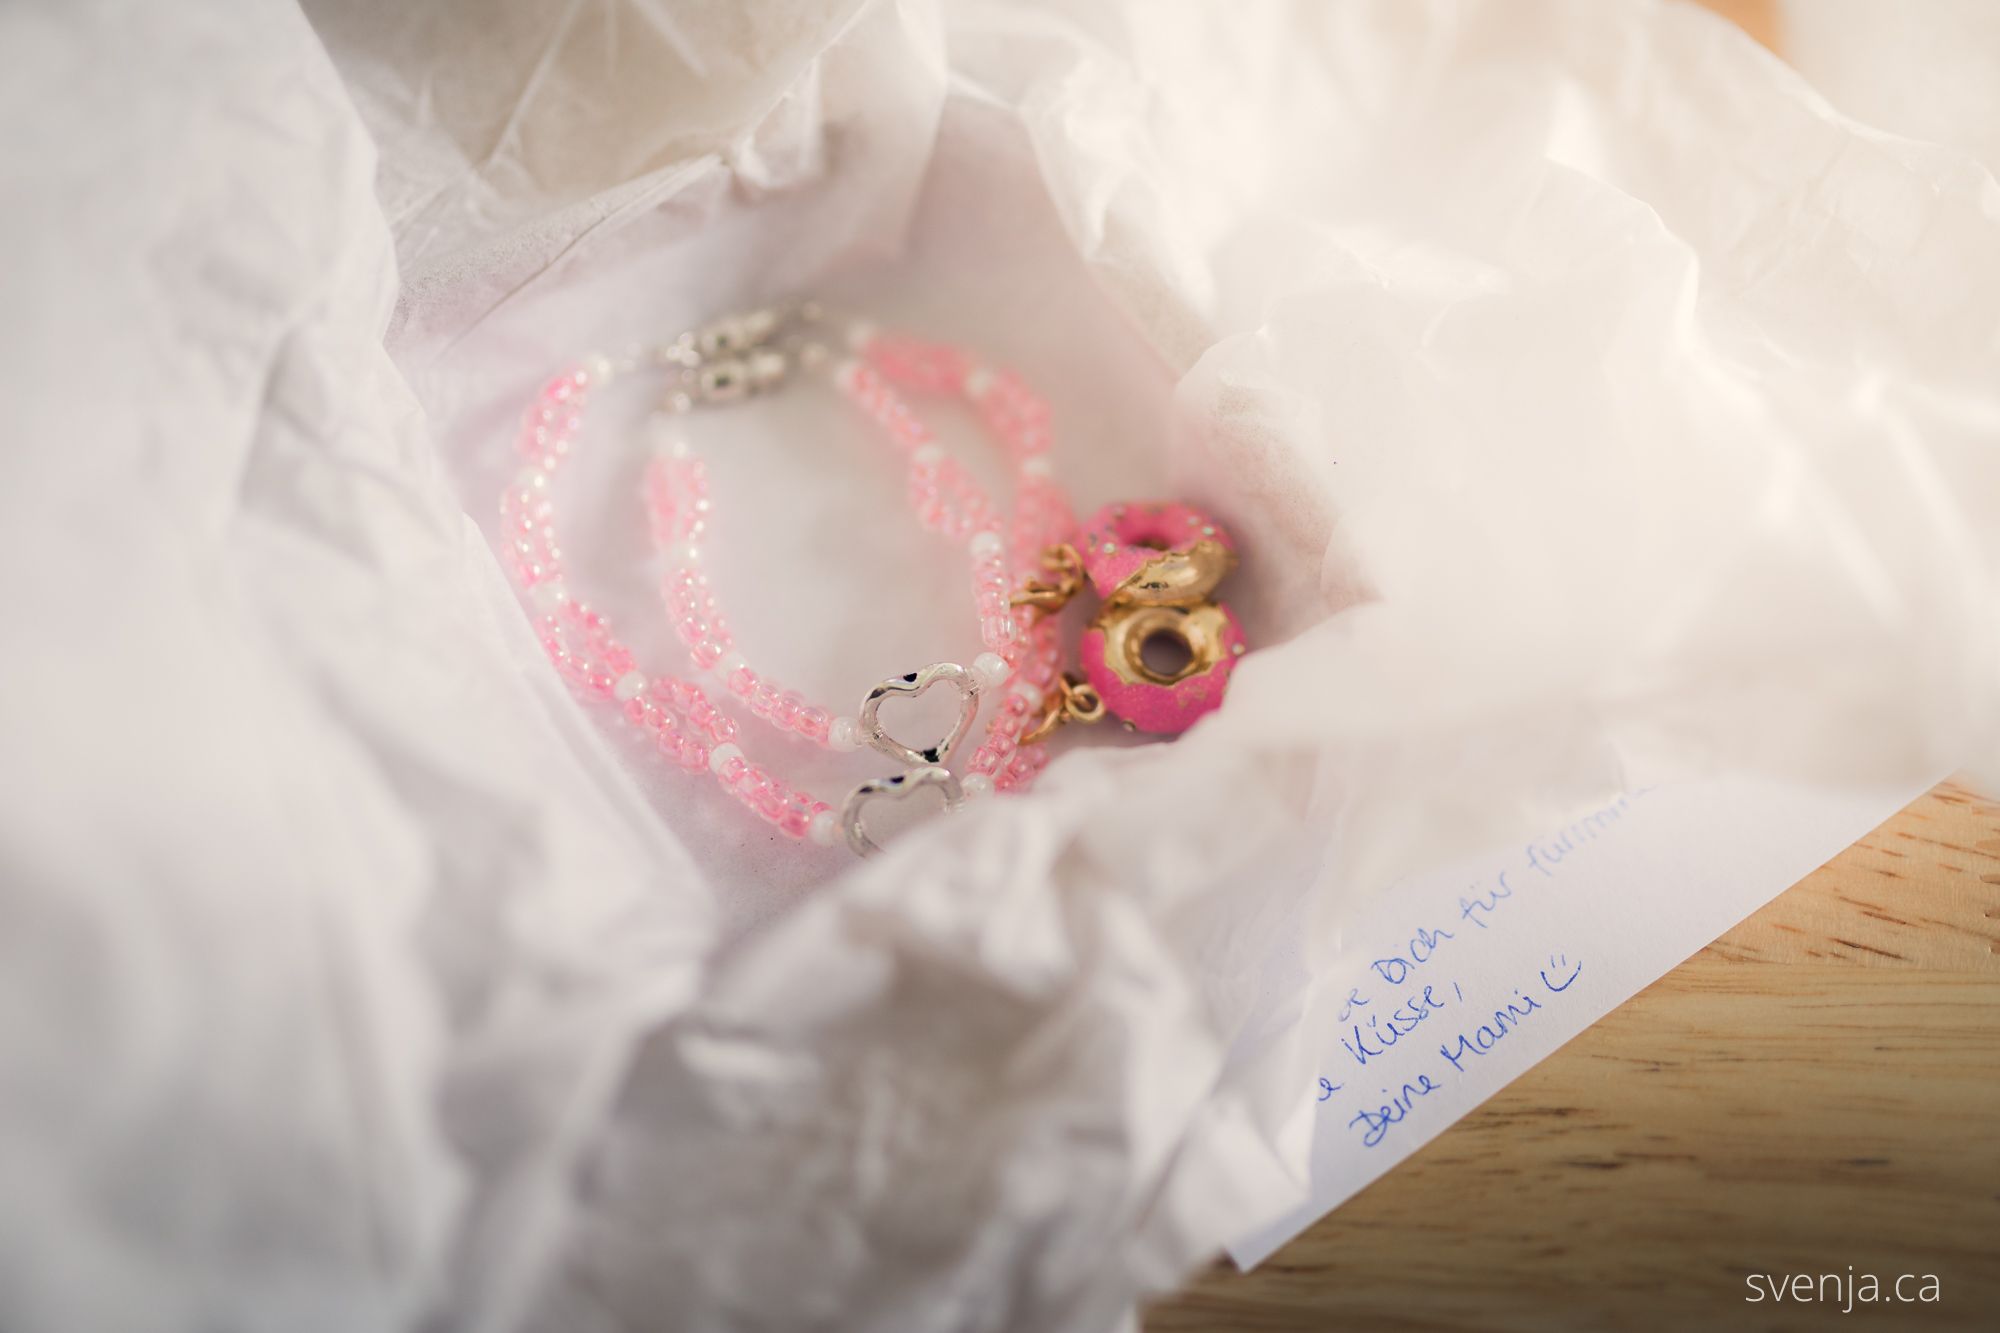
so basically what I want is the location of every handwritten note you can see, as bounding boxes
[1228,774,1932,1268]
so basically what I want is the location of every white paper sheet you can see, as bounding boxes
[7,1,2000,1329]
[1228,774,1933,1268]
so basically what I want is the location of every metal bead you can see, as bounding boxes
[695,318,744,359]
[697,359,749,403]
[745,348,787,392]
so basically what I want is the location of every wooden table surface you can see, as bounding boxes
[1148,780,2000,1329]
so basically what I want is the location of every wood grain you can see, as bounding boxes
[1147,782,2000,1329]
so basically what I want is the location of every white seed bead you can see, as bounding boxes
[828,716,861,752]
[708,742,743,776]
[515,468,549,493]
[911,443,945,466]
[712,649,747,681]
[845,320,877,352]
[648,417,693,458]
[968,530,1005,561]
[528,580,566,614]
[584,351,615,386]
[961,773,995,801]
[1010,681,1044,709]
[1021,456,1054,478]
[665,540,702,566]
[809,809,839,847]
[972,652,1010,690]
[962,366,996,399]
[612,671,647,702]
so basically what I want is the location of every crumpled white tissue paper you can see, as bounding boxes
[2,0,1996,1330]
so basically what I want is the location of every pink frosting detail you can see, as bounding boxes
[1080,603,1245,735]
[1078,501,1237,601]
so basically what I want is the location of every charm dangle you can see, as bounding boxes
[1004,502,1249,739]
[1021,672,1106,746]
[1075,501,1246,735]
[1008,543,1085,620]
[1084,600,1244,733]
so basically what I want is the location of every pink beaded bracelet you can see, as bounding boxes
[498,303,1247,856]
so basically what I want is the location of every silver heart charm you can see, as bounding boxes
[858,661,983,768]
[840,766,966,857]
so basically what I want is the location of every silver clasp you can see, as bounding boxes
[662,300,827,410]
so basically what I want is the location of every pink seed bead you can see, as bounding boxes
[691,639,724,669]
[773,690,803,729]
[728,667,757,697]
[798,707,830,742]
[679,742,709,772]
[721,754,748,784]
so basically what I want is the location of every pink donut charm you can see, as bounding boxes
[1081,600,1247,734]
[1079,500,1238,605]
[1075,500,1244,735]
